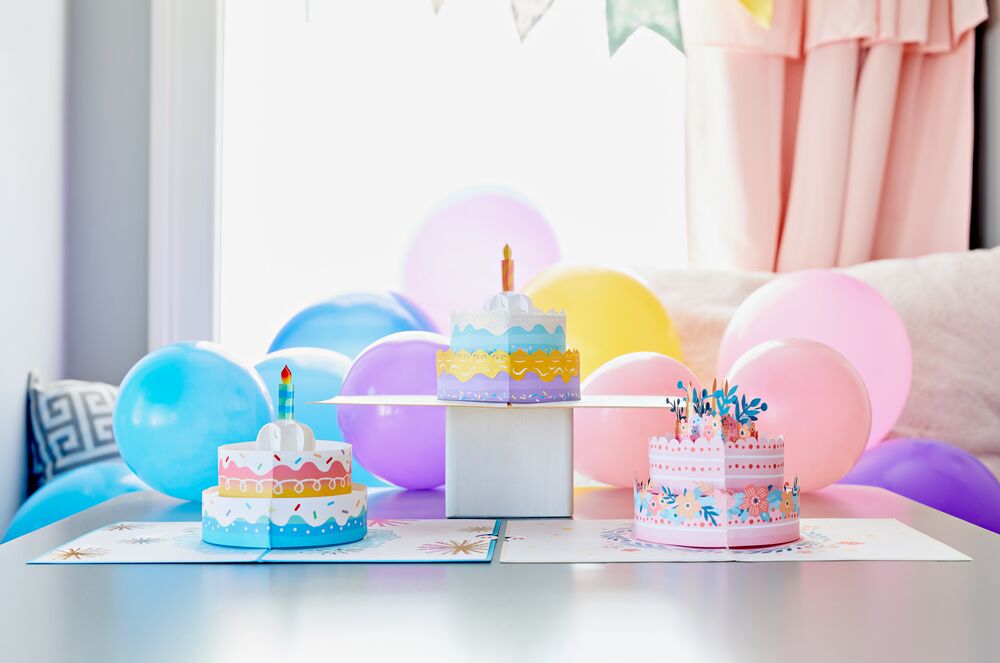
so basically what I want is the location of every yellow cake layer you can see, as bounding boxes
[218,476,352,498]
[436,348,580,383]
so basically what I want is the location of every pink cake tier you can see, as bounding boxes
[634,434,799,548]
[217,440,352,498]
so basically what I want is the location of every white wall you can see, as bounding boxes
[0,0,68,528]
[0,0,151,531]
[65,0,150,384]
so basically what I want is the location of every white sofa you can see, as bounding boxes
[639,247,1000,480]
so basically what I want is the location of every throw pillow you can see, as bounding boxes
[26,372,120,494]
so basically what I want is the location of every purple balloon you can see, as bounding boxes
[841,437,1000,533]
[338,331,447,490]
[403,189,561,331]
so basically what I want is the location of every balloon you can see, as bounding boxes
[717,270,911,450]
[269,291,438,359]
[338,331,448,490]
[403,190,560,331]
[114,342,273,501]
[725,339,871,493]
[255,348,388,488]
[841,438,1000,534]
[3,461,147,542]
[524,265,682,379]
[575,352,699,487]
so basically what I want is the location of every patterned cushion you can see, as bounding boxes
[27,372,120,494]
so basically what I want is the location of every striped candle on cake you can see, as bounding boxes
[278,365,294,420]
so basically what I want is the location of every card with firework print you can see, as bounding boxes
[261,519,501,563]
[31,520,502,564]
[499,519,970,563]
[31,522,266,564]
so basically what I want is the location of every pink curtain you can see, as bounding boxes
[680,0,988,272]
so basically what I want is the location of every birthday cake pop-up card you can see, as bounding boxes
[326,246,676,520]
[32,366,505,564]
[202,366,368,549]
[634,381,800,548]
[436,244,581,404]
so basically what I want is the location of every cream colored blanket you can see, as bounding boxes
[638,248,1000,480]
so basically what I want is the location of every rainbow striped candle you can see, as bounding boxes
[278,365,294,420]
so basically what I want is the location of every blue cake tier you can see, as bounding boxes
[201,512,367,549]
[201,484,368,549]
[449,323,566,354]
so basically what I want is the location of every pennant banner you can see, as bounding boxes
[606,0,683,56]
[431,0,689,56]
[512,0,556,41]
[738,0,773,29]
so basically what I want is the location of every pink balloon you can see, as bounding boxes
[717,270,910,449]
[726,339,871,493]
[575,353,699,488]
[403,190,561,331]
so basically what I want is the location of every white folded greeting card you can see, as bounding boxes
[499,518,970,563]
[32,519,500,564]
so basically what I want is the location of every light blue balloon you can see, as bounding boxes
[3,460,147,542]
[255,348,388,488]
[268,291,438,358]
[113,342,273,502]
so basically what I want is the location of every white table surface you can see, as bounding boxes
[320,394,680,408]
[1,485,998,663]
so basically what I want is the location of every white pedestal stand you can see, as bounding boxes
[324,395,672,519]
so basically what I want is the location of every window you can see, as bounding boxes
[218,0,686,361]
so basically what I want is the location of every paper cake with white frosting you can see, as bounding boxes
[202,366,367,548]
[634,381,800,548]
[436,245,580,403]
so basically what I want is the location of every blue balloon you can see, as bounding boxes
[3,460,147,542]
[254,348,388,488]
[113,342,273,502]
[269,291,438,358]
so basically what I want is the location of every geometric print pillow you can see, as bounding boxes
[26,372,120,495]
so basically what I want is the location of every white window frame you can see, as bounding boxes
[148,0,224,348]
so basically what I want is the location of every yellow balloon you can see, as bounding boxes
[524,265,683,379]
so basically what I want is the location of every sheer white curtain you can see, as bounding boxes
[219,0,686,362]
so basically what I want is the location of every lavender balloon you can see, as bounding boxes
[338,331,448,490]
[841,437,1000,534]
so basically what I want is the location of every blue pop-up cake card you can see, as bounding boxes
[202,365,368,549]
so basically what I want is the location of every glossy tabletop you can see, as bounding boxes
[1,485,998,662]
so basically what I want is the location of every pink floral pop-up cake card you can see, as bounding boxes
[634,380,800,549]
